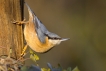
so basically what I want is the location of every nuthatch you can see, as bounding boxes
[14,3,69,53]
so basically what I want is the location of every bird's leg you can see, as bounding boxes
[15,44,28,63]
[12,18,28,25]
[21,44,28,57]
[12,18,28,57]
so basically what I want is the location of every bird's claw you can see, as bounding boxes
[12,18,27,25]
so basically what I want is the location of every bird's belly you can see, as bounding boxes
[24,27,54,53]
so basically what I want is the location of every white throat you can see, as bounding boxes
[48,39,61,45]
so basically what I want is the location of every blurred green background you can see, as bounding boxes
[24,0,106,71]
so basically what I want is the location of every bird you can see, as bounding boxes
[14,3,69,53]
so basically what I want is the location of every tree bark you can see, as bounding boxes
[0,0,24,59]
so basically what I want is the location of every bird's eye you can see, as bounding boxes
[54,37,57,39]
[46,34,61,40]
[52,37,61,40]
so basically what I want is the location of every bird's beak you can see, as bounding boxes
[60,38,70,41]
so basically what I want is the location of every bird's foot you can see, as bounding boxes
[12,18,28,25]
[21,44,28,57]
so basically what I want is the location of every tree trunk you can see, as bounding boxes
[0,0,24,59]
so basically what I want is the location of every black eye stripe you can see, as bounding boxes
[48,36,61,40]
[45,33,61,40]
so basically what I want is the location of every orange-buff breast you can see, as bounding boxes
[24,22,54,53]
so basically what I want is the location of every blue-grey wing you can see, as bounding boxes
[34,16,61,41]
[25,3,61,43]
[25,3,46,43]
[34,16,47,43]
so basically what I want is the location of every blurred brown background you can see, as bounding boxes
[24,0,106,71]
